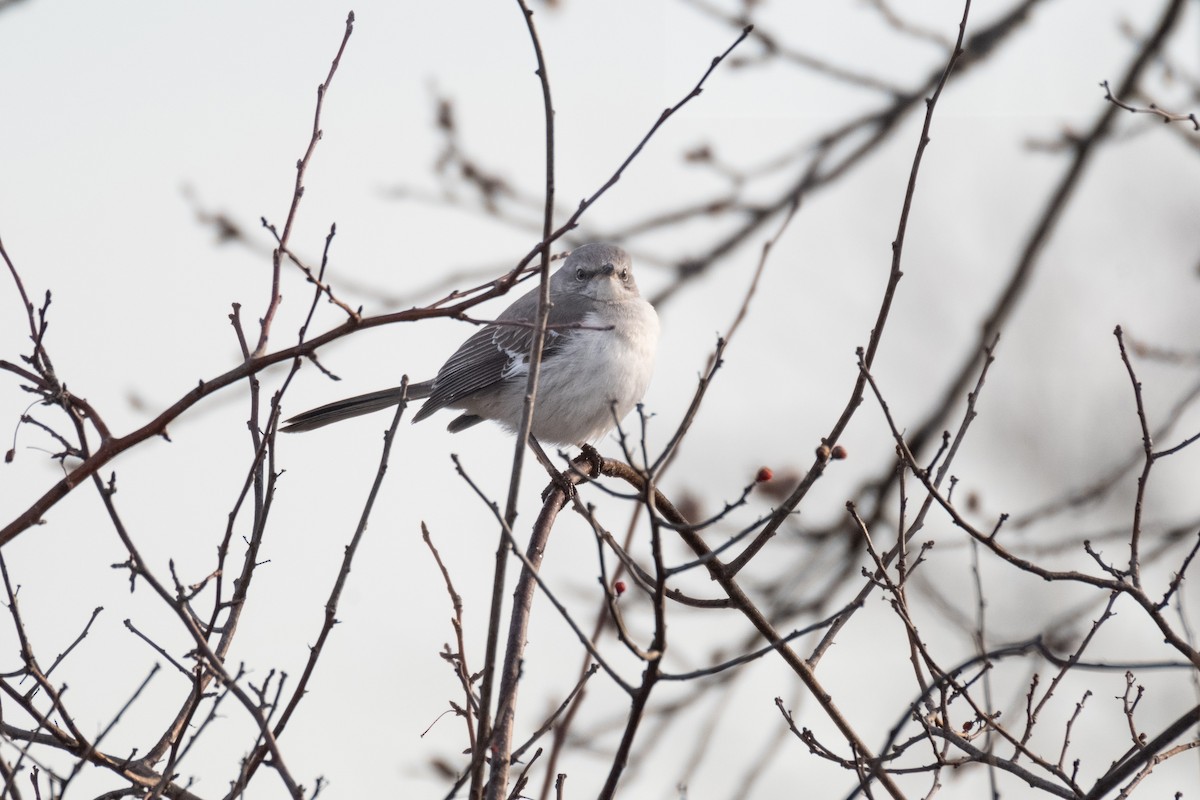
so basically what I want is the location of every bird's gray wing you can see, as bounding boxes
[412,288,595,422]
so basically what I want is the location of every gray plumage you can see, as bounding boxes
[282,243,659,445]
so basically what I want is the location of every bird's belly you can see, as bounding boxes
[528,305,659,445]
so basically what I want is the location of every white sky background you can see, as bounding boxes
[2,0,1200,798]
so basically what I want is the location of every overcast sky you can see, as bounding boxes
[2,1,1199,797]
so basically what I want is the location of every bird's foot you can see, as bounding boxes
[538,445,604,503]
[579,443,604,478]
[541,467,577,504]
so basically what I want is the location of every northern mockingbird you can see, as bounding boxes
[282,243,659,445]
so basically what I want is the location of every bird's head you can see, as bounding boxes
[553,242,640,302]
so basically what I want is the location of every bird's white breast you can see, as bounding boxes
[528,298,659,444]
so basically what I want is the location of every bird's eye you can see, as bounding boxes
[618,269,629,281]
[575,268,586,281]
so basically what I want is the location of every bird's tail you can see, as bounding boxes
[281,381,432,433]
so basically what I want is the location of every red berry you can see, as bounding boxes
[755,467,773,483]
[614,580,627,595]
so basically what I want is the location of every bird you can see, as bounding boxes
[282,243,659,446]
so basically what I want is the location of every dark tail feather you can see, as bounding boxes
[446,413,483,433]
[282,381,431,433]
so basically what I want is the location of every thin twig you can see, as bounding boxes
[252,12,355,357]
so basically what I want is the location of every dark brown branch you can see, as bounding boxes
[480,2,560,794]
[1084,702,1200,799]
[901,0,1190,463]
[1114,326,1153,586]
[598,460,908,800]
[724,0,975,582]
[227,381,409,797]
[251,12,355,358]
